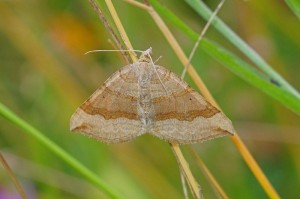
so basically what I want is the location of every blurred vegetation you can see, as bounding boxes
[0,0,299,198]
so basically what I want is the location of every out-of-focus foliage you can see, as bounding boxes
[0,0,299,198]
[285,0,300,19]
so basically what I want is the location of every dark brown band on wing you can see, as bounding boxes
[153,87,220,121]
[71,123,89,132]
[80,106,138,120]
[80,86,139,120]
[154,107,220,121]
[215,127,230,134]
[151,87,190,103]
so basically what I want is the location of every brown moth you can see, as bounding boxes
[70,48,235,144]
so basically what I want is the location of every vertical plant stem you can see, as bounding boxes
[171,144,201,199]
[188,146,229,199]
[104,0,137,61]
[89,0,131,63]
[0,152,28,199]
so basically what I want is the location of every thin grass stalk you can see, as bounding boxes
[179,171,189,199]
[104,0,137,60]
[125,1,280,198]
[0,152,28,199]
[188,147,228,199]
[171,144,201,198]
[89,0,131,63]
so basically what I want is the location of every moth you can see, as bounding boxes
[70,48,234,144]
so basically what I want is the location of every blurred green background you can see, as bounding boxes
[0,0,300,198]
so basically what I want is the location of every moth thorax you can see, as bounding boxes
[137,64,154,130]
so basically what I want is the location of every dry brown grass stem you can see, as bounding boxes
[0,152,28,199]
[126,1,280,199]
[171,144,201,198]
[89,0,131,63]
[105,0,137,61]
[124,0,151,11]
[188,147,228,199]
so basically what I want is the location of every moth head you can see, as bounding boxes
[138,47,152,63]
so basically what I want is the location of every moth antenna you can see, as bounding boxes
[146,50,169,96]
[85,48,169,96]
[84,49,144,55]
[181,0,226,79]
[154,56,163,64]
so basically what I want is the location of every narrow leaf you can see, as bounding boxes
[0,102,122,199]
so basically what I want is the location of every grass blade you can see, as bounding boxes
[0,152,28,199]
[202,39,300,114]
[285,0,300,20]
[184,0,300,99]
[0,102,122,199]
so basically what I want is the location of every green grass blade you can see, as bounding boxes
[202,39,300,115]
[285,0,300,20]
[149,0,300,115]
[0,102,123,199]
[184,0,300,99]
